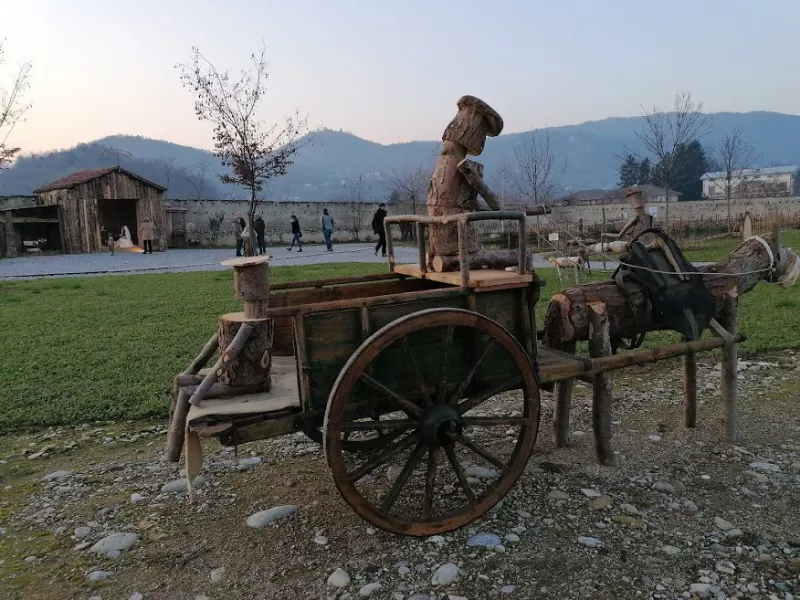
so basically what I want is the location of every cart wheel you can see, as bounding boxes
[324,308,540,536]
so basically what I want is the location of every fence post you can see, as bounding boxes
[601,208,606,270]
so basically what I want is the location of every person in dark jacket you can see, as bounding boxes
[372,203,388,257]
[234,217,246,257]
[254,215,267,255]
[287,215,303,252]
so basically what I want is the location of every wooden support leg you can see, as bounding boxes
[552,341,576,448]
[588,303,615,466]
[683,349,698,428]
[721,290,739,442]
[165,389,190,462]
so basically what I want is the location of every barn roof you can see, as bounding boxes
[34,166,167,194]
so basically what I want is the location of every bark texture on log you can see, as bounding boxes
[721,291,739,442]
[552,341,575,448]
[426,141,478,257]
[431,249,530,273]
[544,237,779,346]
[217,313,274,386]
[588,303,615,466]
[442,95,503,155]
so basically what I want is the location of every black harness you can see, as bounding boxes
[612,229,716,350]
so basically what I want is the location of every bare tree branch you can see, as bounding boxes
[177,43,314,255]
[0,39,32,171]
[713,127,758,234]
[627,90,710,230]
[185,159,211,201]
[381,155,433,215]
[507,127,566,206]
[157,157,175,195]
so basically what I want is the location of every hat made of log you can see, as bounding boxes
[456,95,504,137]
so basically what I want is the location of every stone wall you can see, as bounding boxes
[167,196,800,247]
[170,199,396,246]
[541,196,800,226]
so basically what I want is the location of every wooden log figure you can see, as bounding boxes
[601,189,652,243]
[427,95,504,264]
[543,235,797,348]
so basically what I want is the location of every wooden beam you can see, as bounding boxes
[552,341,575,448]
[588,303,615,466]
[721,290,739,442]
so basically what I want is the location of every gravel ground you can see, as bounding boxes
[2,352,799,600]
[0,247,622,280]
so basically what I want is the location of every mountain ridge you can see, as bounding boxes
[2,111,800,201]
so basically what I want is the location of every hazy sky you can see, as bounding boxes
[3,0,800,153]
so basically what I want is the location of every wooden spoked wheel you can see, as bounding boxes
[324,308,540,536]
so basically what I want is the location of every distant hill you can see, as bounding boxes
[2,111,800,200]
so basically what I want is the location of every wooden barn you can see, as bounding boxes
[34,166,167,254]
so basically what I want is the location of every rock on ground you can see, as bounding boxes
[327,568,351,588]
[431,562,461,586]
[90,533,139,555]
[246,505,297,528]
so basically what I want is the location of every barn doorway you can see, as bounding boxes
[98,198,139,244]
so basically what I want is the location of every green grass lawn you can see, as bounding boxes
[1,262,798,431]
[681,230,800,263]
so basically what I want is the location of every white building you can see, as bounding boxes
[701,166,797,199]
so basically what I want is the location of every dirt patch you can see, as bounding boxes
[1,351,799,600]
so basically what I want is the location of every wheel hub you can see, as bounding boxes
[421,404,463,447]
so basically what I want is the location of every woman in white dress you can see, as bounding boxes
[115,225,134,249]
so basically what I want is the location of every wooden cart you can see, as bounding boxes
[173,211,741,537]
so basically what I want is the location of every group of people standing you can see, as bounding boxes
[231,204,389,257]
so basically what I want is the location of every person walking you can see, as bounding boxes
[372,203,388,257]
[321,208,334,252]
[234,217,245,257]
[254,215,267,255]
[139,217,156,254]
[288,215,303,252]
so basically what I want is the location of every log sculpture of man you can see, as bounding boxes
[426,95,504,268]
[592,188,652,254]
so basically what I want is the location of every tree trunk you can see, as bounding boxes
[663,184,670,233]
[426,141,479,258]
[430,249,530,273]
[726,176,732,235]
[247,187,257,257]
[217,312,274,386]
[543,236,777,346]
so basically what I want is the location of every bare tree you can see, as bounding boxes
[631,90,710,231]
[508,127,566,206]
[185,160,211,201]
[0,40,32,170]
[714,127,757,234]
[157,157,175,196]
[381,156,433,215]
[342,175,370,241]
[177,44,311,255]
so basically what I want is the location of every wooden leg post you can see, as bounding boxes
[552,341,575,448]
[683,348,698,427]
[721,290,739,442]
[588,303,615,466]
[165,389,190,462]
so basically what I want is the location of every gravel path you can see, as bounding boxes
[0,246,621,280]
[2,352,798,600]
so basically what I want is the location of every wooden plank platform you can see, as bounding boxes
[537,345,590,384]
[393,264,532,290]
